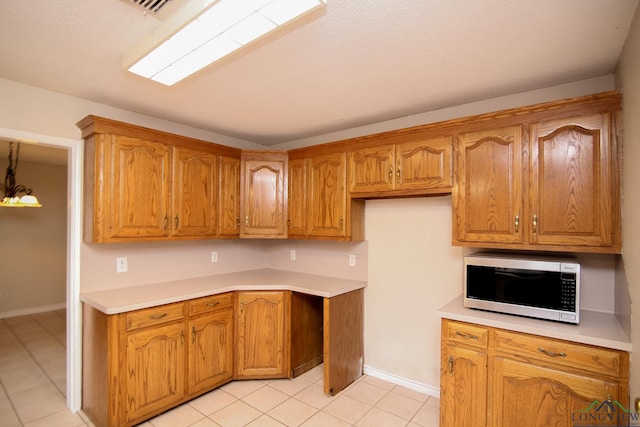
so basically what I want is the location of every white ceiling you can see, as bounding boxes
[0,0,638,148]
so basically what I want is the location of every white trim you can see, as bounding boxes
[0,127,83,413]
[0,302,66,319]
[363,364,440,399]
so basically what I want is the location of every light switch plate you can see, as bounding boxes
[116,257,128,273]
[349,254,356,267]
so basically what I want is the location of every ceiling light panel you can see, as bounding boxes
[125,0,327,86]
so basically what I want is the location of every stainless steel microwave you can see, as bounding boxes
[463,253,580,324]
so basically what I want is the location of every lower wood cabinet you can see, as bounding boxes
[440,319,630,427]
[235,290,291,379]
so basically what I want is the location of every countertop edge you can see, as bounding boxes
[81,269,367,315]
[438,295,632,352]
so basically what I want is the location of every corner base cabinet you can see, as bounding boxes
[440,319,630,427]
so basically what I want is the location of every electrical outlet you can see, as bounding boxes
[211,251,218,263]
[349,254,356,267]
[116,257,128,273]
[290,250,296,261]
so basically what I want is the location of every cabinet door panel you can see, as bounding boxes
[440,345,487,427]
[172,147,217,237]
[454,127,523,244]
[111,136,171,238]
[530,114,613,248]
[188,308,234,394]
[396,136,452,190]
[236,291,289,378]
[241,159,286,237]
[307,152,347,237]
[218,156,241,236]
[492,357,621,427]
[125,322,185,422]
[288,158,307,236]
[348,145,394,193]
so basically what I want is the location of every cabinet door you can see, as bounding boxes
[492,357,622,427]
[440,345,487,427]
[188,307,234,394]
[396,136,452,191]
[530,114,618,250]
[172,146,217,237]
[240,155,287,238]
[111,136,172,239]
[236,291,290,378]
[125,322,185,423]
[348,145,395,193]
[218,155,241,236]
[307,152,348,237]
[453,127,523,244]
[288,158,307,236]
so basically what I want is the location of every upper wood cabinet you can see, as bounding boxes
[452,108,621,253]
[288,149,364,241]
[348,135,452,197]
[77,115,241,243]
[218,155,241,236]
[240,151,288,238]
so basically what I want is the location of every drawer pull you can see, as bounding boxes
[149,313,168,320]
[538,347,566,358]
[206,301,220,307]
[456,331,479,340]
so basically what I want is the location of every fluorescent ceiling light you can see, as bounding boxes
[125,0,327,86]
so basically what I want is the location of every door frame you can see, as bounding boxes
[0,127,83,412]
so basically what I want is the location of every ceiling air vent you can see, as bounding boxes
[129,0,173,13]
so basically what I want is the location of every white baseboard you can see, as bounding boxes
[0,302,66,319]
[363,365,440,399]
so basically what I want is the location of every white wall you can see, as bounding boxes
[0,156,67,317]
[616,2,640,402]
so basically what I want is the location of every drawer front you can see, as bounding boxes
[493,329,623,377]
[125,302,185,331]
[446,320,489,349]
[189,293,233,315]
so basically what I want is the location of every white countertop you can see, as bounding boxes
[81,268,367,315]
[438,295,632,352]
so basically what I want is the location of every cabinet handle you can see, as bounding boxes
[149,313,168,320]
[533,214,538,235]
[339,217,344,231]
[538,348,566,358]
[396,163,401,183]
[191,326,196,344]
[388,167,393,180]
[448,355,454,375]
[245,216,249,229]
[514,215,519,233]
[206,301,220,307]
[455,331,479,340]
[607,392,613,416]
[163,214,168,231]
[181,330,184,345]
[236,217,240,229]
[174,215,179,229]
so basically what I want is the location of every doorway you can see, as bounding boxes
[0,127,82,412]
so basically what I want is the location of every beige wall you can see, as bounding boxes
[0,153,67,317]
[616,2,640,401]
[0,73,624,393]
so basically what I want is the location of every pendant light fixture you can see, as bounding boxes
[0,141,42,208]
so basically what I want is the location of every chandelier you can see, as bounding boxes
[0,141,42,207]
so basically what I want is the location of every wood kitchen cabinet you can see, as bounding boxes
[440,319,630,427]
[235,290,291,378]
[288,149,364,241]
[348,135,452,197]
[240,151,288,238]
[218,155,241,236]
[77,115,241,243]
[82,294,235,427]
[452,109,621,253]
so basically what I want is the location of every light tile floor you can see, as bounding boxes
[0,310,440,427]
